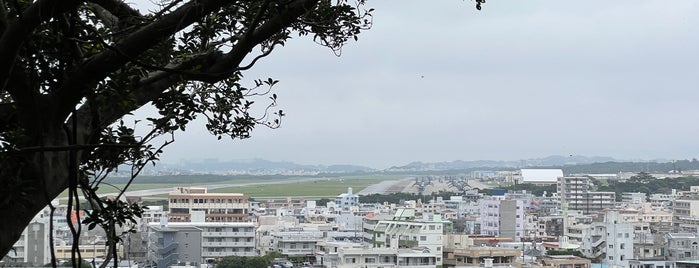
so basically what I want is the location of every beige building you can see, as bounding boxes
[168,187,249,222]
[540,255,591,268]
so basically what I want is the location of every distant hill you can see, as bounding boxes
[386,155,617,172]
[121,158,375,176]
[116,155,699,177]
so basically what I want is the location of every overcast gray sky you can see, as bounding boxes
[139,1,699,169]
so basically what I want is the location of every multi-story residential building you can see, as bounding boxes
[536,193,561,215]
[141,206,168,230]
[623,192,647,206]
[271,228,324,260]
[633,232,665,260]
[629,259,674,268]
[168,187,249,222]
[419,197,445,216]
[614,203,672,224]
[4,216,51,266]
[665,233,699,261]
[444,196,480,218]
[315,241,437,268]
[558,176,615,213]
[335,187,359,212]
[147,221,256,268]
[147,224,202,268]
[536,215,565,238]
[579,211,634,267]
[442,246,521,268]
[540,255,591,268]
[480,196,525,241]
[371,209,445,266]
[673,198,699,232]
[650,190,679,210]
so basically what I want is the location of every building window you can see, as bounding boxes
[420,236,426,241]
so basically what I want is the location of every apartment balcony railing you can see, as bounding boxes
[202,241,255,247]
[202,251,256,257]
[202,231,255,237]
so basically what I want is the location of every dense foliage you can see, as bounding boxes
[595,173,699,199]
[547,159,699,174]
[0,0,373,263]
[215,252,281,268]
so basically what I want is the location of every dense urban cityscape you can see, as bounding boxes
[5,167,699,268]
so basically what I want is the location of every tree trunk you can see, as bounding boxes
[0,132,72,258]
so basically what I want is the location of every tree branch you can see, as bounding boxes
[201,0,319,81]
[54,0,239,120]
[0,0,83,101]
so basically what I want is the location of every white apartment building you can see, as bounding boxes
[168,187,249,222]
[649,190,679,210]
[271,229,324,258]
[443,196,480,218]
[673,198,699,232]
[335,187,359,212]
[315,241,437,268]
[622,192,647,205]
[579,211,633,267]
[479,196,525,241]
[371,211,445,266]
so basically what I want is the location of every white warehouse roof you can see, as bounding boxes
[520,169,564,183]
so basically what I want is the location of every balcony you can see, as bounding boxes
[202,231,255,237]
[202,251,256,257]
[279,248,314,256]
[201,241,255,247]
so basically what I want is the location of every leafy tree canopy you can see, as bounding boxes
[0,0,373,261]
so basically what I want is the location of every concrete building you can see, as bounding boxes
[168,187,249,222]
[613,203,672,224]
[558,176,615,213]
[147,221,256,268]
[623,192,647,206]
[673,198,699,232]
[4,216,51,266]
[442,246,521,268]
[315,241,437,268]
[271,228,324,260]
[665,233,699,261]
[579,211,634,267]
[649,190,679,210]
[335,187,359,212]
[371,209,445,266]
[518,169,564,185]
[540,255,591,268]
[480,196,525,241]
